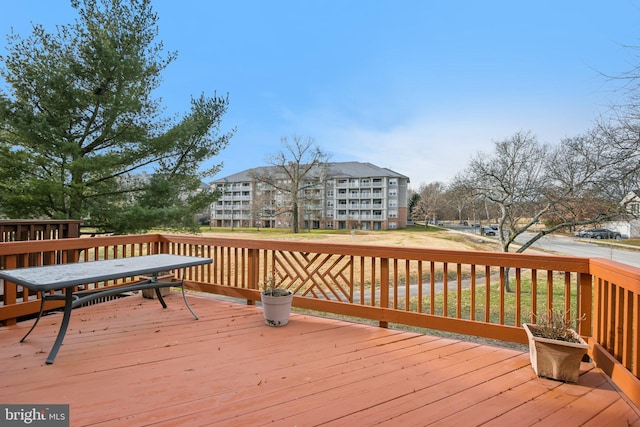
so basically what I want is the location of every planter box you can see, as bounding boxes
[523,323,589,383]
[260,290,293,327]
[140,274,174,299]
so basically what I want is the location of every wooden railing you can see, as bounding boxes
[1,233,639,406]
[160,234,594,344]
[0,219,81,242]
[588,258,640,406]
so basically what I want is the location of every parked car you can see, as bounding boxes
[482,226,497,236]
[573,229,586,237]
[580,228,622,240]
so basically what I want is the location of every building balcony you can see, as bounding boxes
[1,232,640,424]
[212,213,251,220]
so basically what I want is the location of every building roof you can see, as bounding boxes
[210,161,410,184]
[325,161,410,181]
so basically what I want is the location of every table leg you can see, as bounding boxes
[20,292,47,343]
[45,289,74,364]
[178,267,198,320]
[154,286,168,308]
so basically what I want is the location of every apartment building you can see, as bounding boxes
[209,161,410,230]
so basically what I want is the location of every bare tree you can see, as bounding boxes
[465,131,547,252]
[465,130,630,255]
[596,46,640,200]
[252,135,330,233]
[412,181,446,227]
[250,182,274,230]
[590,122,640,196]
[443,177,475,223]
[543,126,626,231]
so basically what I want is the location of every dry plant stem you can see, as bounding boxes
[261,269,291,297]
[531,309,585,343]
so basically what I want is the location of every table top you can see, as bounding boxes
[0,254,212,291]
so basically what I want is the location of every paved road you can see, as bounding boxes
[446,225,639,268]
[514,232,640,268]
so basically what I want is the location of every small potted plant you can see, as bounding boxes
[260,269,294,327]
[523,309,589,383]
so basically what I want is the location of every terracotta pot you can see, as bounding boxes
[260,290,293,327]
[523,323,589,383]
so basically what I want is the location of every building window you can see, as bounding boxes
[389,178,397,186]
[389,189,397,197]
[389,222,397,229]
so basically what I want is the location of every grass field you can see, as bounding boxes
[199,224,503,252]
[199,224,640,250]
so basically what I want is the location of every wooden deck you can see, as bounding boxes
[1,293,639,427]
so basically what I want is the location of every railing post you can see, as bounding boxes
[379,258,389,328]
[579,272,593,337]
[2,254,18,326]
[156,238,169,255]
[247,248,258,306]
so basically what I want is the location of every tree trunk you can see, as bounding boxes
[503,266,512,293]
[292,201,299,233]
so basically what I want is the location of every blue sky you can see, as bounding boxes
[1,1,639,187]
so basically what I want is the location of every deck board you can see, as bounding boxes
[1,292,639,426]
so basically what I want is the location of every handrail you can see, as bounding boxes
[1,233,639,407]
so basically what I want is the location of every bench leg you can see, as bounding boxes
[45,289,74,364]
